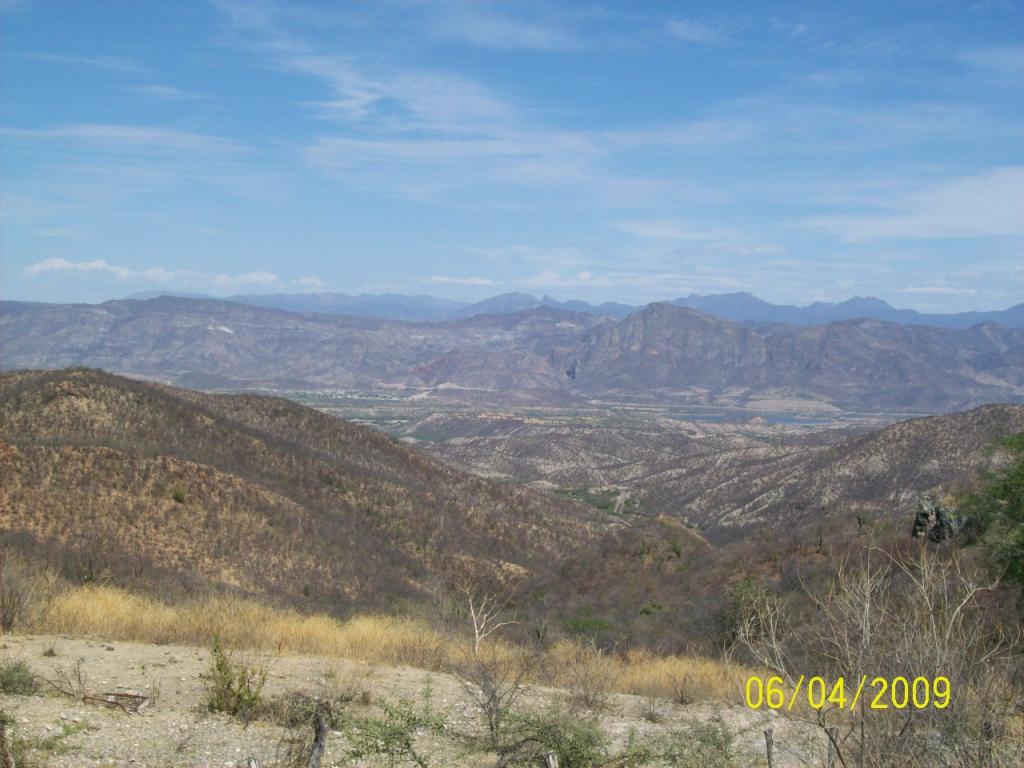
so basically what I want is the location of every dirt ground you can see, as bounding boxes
[0,634,824,767]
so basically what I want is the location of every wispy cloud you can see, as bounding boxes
[897,286,978,296]
[302,131,606,197]
[665,18,722,45]
[430,275,496,286]
[960,44,1024,78]
[124,84,208,102]
[23,258,279,291]
[213,0,518,132]
[430,6,580,51]
[616,220,742,241]
[14,51,148,73]
[472,245,588,269]
[1,124,243,154]
[213,1,738,203]
[808,166,1024,240]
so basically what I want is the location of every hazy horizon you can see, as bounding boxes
[7,287,1024,317]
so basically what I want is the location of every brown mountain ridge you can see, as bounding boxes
[0,368,604,610]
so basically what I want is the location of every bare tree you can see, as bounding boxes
[447,579,535,765]
[460,581,518,658]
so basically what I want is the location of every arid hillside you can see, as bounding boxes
[4,368,1023,656]
[0,368,603,610]
[403,403,1024,538]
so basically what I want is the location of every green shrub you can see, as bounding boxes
[171,486,186,504]
[961,433,1024,586]
[563,609,612,638]
[0,711,30,767]
[652,713,739,768]
[0,659,38,695]
[261,691,345,729]
[638,601,663,616]
[504,707,608,768]
[203,636,267,720]
[342,684,442,768]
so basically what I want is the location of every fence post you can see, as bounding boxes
[827,725,840,767]
[308,708,328,768]
[764,727,775,768]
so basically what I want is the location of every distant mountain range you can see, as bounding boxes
[670,292,1024,329]
[3,296,1023,412]
[184,289,1024,328]
[120,289,1024,328]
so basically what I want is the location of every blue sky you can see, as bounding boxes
[2,0,1022,310]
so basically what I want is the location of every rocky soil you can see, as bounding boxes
[0,634,823,767]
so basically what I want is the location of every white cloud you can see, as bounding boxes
[807,166,1024,240]
[521,269,617,289]
[293,275,328,290]
[430,275,496,286]
[22,258,279,291]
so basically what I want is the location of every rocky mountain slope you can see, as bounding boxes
[2,297,1023,412]
[570,303,1024,410]
[0,369,603,609]
[0,297,604,394]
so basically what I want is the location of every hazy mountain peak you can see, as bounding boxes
[835,296,896,310]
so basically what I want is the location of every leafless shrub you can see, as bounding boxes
[667,671,693,706]
[323,666,373,707]
[45,658,90,699]
[733,545,1024,767]
[640,689,665,723]
[557,640,620,712]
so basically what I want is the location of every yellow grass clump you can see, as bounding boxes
[38,584,746,704]
[42,585,448,670]
[545,639,746,704]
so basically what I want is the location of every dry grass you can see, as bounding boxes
[40,586,449,670]
[36,585,747,704]
[613,646,747,704]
